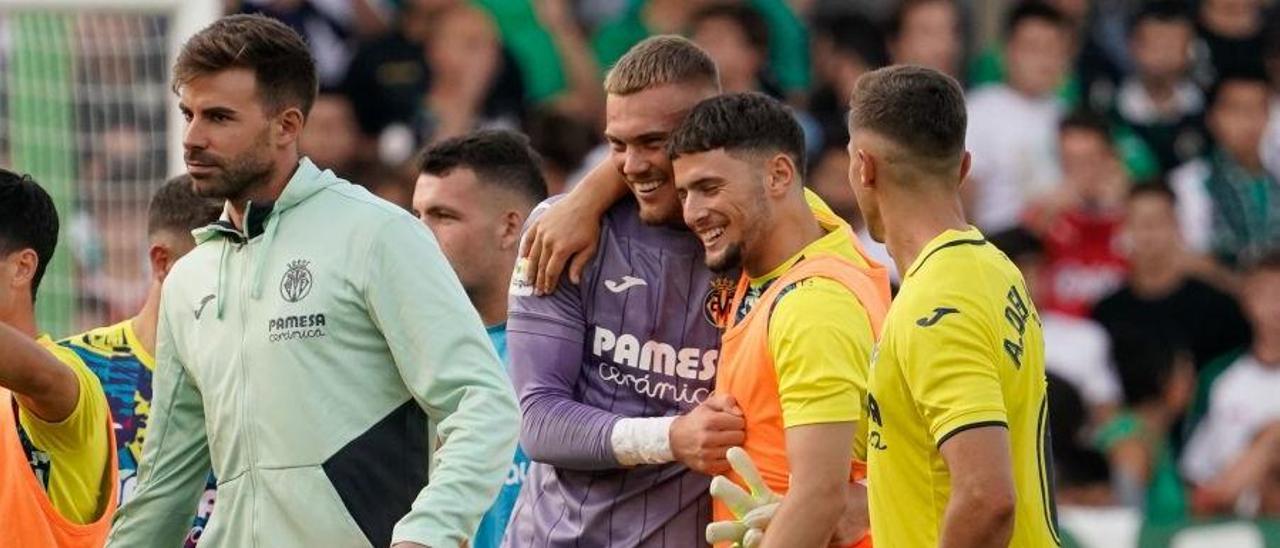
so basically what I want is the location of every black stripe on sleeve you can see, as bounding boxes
[936,420,1008,449]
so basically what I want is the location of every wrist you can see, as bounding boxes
[611,416,677,465]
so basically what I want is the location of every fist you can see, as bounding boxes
[670,394,745,474]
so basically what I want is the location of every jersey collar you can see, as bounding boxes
[904,226,987,280]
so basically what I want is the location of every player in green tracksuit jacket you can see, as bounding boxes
[107,15,518,548]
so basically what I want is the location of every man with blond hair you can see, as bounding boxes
[503,35,745,547]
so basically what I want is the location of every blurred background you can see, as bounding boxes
[1,0,1279,546]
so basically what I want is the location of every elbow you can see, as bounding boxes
[953,480,1015,530]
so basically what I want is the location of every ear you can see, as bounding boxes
[958,151,972,188]
[856,149,877,190]
[149,243,174,282]
[766,153,799,197]
[497,210,524,251]
[8,249,39,292]
[275,107,306,148]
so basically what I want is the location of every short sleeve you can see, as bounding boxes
[898,298,1008,447]
[19,344,111,524]
[768,278,874,428]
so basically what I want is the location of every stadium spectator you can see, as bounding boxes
[591,0,811,99]
[1026,111,1129,317]
[1169,71,1279,267]
[0,168,115,546]
[689,3,779,96]
[1181,251,1280,518]
[1263,24,1280,180]
[991,226,1120,422]
[1045,371,1114,506]
[804,10,896,280]
[523,107,600,195]
[670,92,886,547]
[503,36,741,547]
[422,4,523,143]
[341,0,524,158]
[53,176,222,548]
[237,0,388,87]
[887,0,962,78]
[299,91,365,181]
[1114,2,1209,175]
[1193,0,1268,89]
[1092,184,1251,373]
[965,2,1072,232]
[808,10,887,156]
[413,130,548,548]
[105,15,518,548]
[1094,332,1196,525]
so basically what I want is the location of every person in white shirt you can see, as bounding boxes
[965,2,1073,232]
[1181,251,1280,517]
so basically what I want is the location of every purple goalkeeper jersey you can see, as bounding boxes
[503,197,737,548]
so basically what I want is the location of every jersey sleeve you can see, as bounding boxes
[767,278,873,428]
[507,205,625,470]
[898,293,1009,447]
[18,343,110,525]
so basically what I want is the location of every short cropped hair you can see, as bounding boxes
[1005,1,1068,38]
[668,92,806,179]
[148,175,223,236]
[848,65,967,172]
[604,35,720,96]
[1128,1,1191,35]
[691,4,770,54]
[174,14,319,117]
[0,168,59,300]
[417,129,549,207]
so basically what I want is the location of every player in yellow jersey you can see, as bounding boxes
[846,65,1060,547]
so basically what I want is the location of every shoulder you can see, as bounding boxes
[772,277,870,330]
[317,181,418,225]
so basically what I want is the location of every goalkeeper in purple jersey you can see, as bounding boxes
[503,36,748,548]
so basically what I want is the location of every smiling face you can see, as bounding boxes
[605,83,715,226]
[675,148,770,272]
[179,68,279,201]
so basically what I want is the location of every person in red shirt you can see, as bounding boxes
[1026,110,1130,317]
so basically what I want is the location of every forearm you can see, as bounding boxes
[0,322,78,421]
[520,389,623,469]
[761,482,846,548]
[938,493,1014,548]
[544,19,603,119]
[569,159,628,212]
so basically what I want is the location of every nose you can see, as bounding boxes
[183,117,207,153]
[622,149,650,176]
[682,192,708,228]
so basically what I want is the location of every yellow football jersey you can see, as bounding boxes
[866,227,1059,547]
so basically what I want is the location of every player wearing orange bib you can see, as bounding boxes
[0,169,117,547]
[671,93,891,548]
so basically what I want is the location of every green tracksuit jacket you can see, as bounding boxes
[106,158,519,548]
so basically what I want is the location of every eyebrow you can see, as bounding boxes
[605,131,668,144]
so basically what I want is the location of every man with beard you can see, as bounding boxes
[106,14,519,548]
[670,92,890,547]
[504,36,746,548]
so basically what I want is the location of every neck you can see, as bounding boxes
[226,156,300,231]
[1141,77,1177,105]
[473,285,508,327]
[1225,147,1265,173]
[882,187,969,277]
[1253,335,1280,365]
[131,280,162,356]
[1134,402,1174,433]
[744,198,824,278]
[1129,257,1185,298]
[4,304,38,339]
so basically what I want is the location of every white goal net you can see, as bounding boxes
[0,0,217,337]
